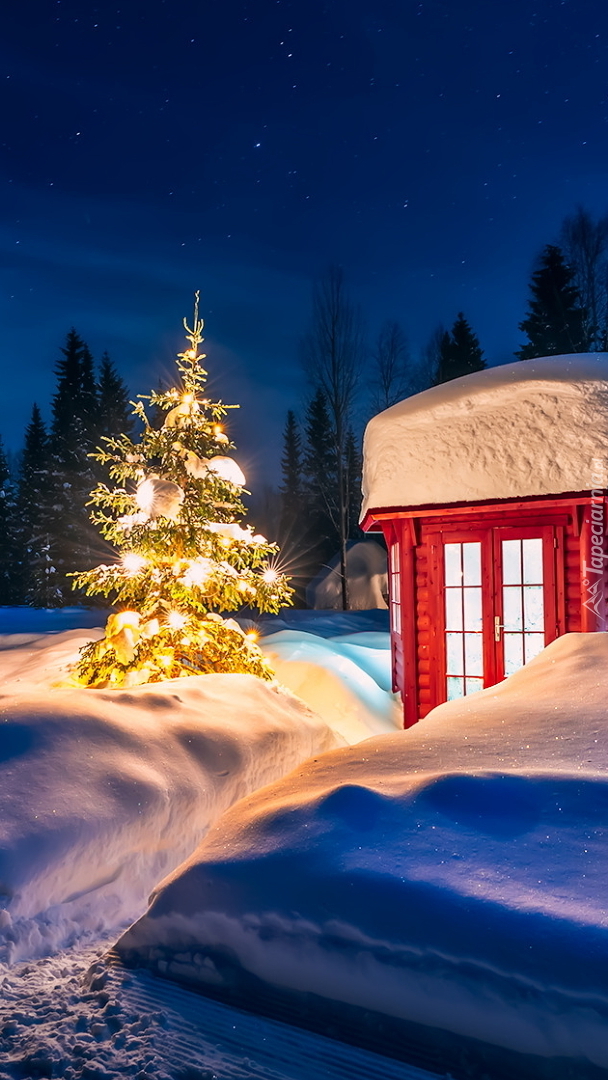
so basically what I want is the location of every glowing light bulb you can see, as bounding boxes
[262,567,279,583]
[246,630,259,642]
[181,558,214,588]
[121,553,147,574]
[213,424,229,445]
[167,611,187,630]
[183,392,194,404]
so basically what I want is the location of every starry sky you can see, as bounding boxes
[2,0,608,484]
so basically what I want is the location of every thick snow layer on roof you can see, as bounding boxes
[361,353,608,515]
[0,631,338,964]
[117,633,608,1073]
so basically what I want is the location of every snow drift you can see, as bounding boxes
[361,353,608,516]
[0,643,339,963]
[306,540,388,610]
[261,628,401,742]
[117,633,608,1075]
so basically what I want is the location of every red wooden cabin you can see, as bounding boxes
[360,356,608,727]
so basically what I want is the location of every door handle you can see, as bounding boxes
[494,616,504,642]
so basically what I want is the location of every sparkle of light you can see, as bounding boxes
[167,611,188,630]
[121,553,147,574]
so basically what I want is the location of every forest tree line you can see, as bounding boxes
[0,205,605,608]
[277,207,608,603]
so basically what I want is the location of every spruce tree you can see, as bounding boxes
[48,329,99,600]
[50,330,98,467]
[436,329,452,384]
[97,352,134,441]
[435,313,485,383]
[516,244,587,360]
[17,405,60,606]
[302,388,339,568]
[278,410,303,539]
[72,295,292,688]
[0,435,19,604]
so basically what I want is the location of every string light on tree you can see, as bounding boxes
[72,292,293,687]
[262,567,279,583]
[121,553,147,574]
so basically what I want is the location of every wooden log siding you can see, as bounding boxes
[364,495,608,726]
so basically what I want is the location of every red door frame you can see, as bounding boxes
[382,519,419,727]
[432,523,558,705]
[429,526,496,702]
[362,495,607,724]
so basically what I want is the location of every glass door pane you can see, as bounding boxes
[390,542,401,634]
[444,542,484,700]
[500,537,545,676]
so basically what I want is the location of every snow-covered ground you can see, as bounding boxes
[4,608,608,1078]
[0,608,440,1080]
[260,627,401,742]
[0,623,339,964]
[0,934,438,1080]
[117,632,608,1077]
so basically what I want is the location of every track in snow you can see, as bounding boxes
[99,951,445,1080]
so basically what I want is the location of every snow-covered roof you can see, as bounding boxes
[361,354,608,516]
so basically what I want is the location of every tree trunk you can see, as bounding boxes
[337,448,349,610]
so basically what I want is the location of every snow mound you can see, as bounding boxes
[0,668,338,964]
[261,629,401,743]
[306,541,388,610]
[0,628,103,691]
[117,634,608,1074]
[361,354,608,514]
[0,935,437,1080]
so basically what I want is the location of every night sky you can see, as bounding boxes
[2,0,608,484]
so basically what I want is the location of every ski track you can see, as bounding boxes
[0,937,443,1080]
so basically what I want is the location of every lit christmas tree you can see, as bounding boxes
[73,294,293,688]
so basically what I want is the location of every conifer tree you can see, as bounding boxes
[436,329,452,383]
[435,313,485,383]
[0,435,19,604]
[302,388,339,567]
[48,329,100,599]
[278,410,303,540]
[50,330,98,466]
[17,405,60,606]
[516,244,587,360]
[72,295,292,688]
[97,352,134,442]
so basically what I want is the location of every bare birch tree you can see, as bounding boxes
[301,266,366,609]
[370,320,412,411]
[560,206,608,350]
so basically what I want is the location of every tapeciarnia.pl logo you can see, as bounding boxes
[582,458,607,619]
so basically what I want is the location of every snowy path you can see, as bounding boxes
[0,939,443,1080]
